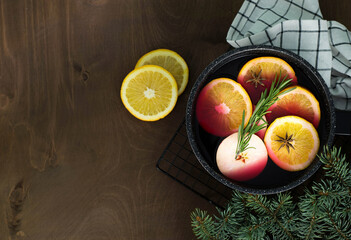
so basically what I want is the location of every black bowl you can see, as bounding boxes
[186,45,336,195]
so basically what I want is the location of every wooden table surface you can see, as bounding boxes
[1,1,350,239]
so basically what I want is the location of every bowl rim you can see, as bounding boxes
[185,45,336,195]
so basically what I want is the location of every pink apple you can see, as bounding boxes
[216,133,268,182]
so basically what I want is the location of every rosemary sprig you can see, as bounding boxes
[235,72,295,159]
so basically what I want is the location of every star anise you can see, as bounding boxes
[275,133,295,153]
[246,69,266,88]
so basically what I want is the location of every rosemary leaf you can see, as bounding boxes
[235,73,295,159]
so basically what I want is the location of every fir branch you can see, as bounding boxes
[191,209,217,240]
[214,192,248,239]
[246,194,296,240]
[271,194,299,238]
[235,73,293,159]
[191,145,351,240]
[323,208,351,240]
[239,214,271,240]
[312,178,348,199]
[318,145,351,196]
[213,207,240,240]
[272,193,294,216]
[298,189,328,239]
[246,194,272,215]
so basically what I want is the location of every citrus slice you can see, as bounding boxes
[120,65,178,121]
[266,86,321,128]
[237,56,297,104]
[264,116,320,171]
[196,78,252,137]
[135,49,189,96]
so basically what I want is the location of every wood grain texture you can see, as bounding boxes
[0,0,350,239]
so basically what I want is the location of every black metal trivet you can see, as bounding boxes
[156,120,232,209]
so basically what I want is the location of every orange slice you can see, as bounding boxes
[264,116,320,171]
[266,86,321,128]
[196,78,252,137]
[120,65,178,121]
[135,49,189,96]
[237,56,297,104]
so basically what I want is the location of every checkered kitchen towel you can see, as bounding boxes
[227,0,351,110]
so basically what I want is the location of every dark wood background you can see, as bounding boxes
[0,0,350,239]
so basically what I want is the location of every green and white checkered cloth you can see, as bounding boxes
[227,0,351,111]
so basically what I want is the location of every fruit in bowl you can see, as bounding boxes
[195,78,252,137]
[198,56,321,182]
[266,86,321,128]
[216,133,267,181]
[237,56,298,105]
[264,116,320,171]
[186,46,335,194]
[214,77,293,181]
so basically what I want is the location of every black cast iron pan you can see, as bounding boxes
[186,45,336,195]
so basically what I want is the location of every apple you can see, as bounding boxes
[252,105,267,140]
[216,133,268,182]
[237,56,298,105]
[265,86,321,128]
[256,116,267,140]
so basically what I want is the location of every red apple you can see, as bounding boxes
[256,116,267,140]
[216,133,268,182]
[237,57,298,105]
[265,86,321,128]
[253,105,267,140]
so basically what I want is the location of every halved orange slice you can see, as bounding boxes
[264,116,320,171]
[266,86,321,128]
[196,78,252,137]
[237,56,297,104]
[135,49,189,96]
[120,65,178,121]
